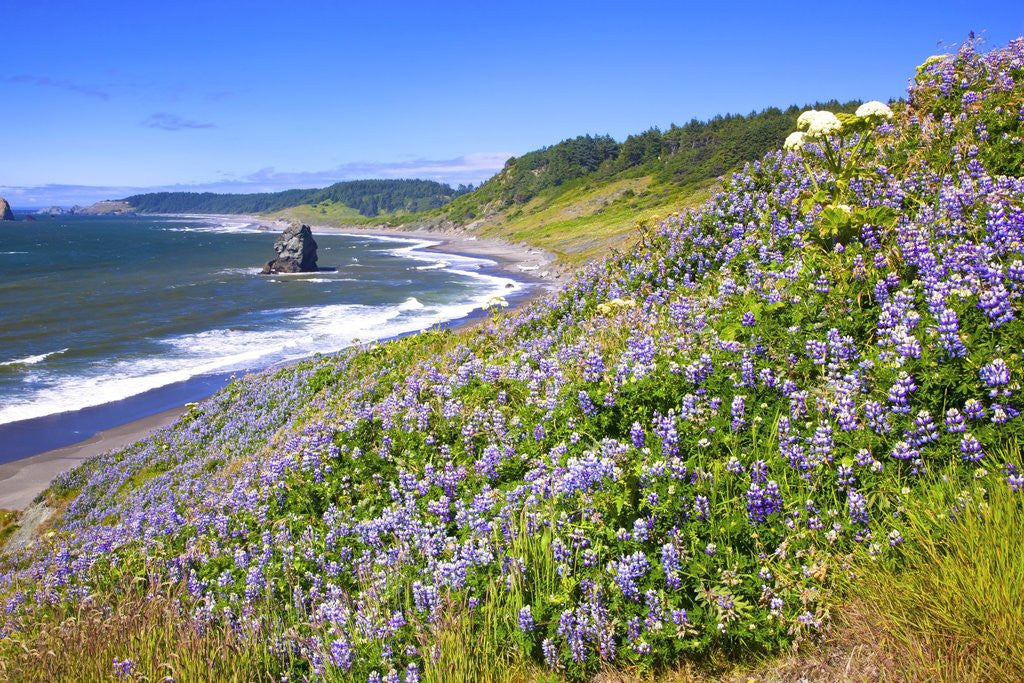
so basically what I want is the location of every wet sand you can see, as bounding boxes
[0,406,184,510]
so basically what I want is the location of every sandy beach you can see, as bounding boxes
[0,221,563,511]
[0,406,184,510]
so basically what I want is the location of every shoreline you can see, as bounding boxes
[0,219,563,511]
[220,213,567,292]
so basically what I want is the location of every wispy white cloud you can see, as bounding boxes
[240,153,511,188]
[141,113,217,131]
[2,74,110,100]
[0,153,511,206]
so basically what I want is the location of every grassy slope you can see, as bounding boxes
[275,175,714,266]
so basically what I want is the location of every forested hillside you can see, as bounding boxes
[122,179,470,216]
[442,100,861,222]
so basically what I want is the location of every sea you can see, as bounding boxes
[0,214,526,462]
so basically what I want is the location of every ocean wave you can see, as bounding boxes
[0,282,515,425]
[0,348,69,367]
[160,216,266,234]
[216,267,264,276]
[0,251,29,255]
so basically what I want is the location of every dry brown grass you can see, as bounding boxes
[0,580,279,682]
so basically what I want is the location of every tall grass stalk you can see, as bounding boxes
[844,480,1024,682]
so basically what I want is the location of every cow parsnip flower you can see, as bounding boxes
[784,131,806,150]
[855,101,893,119]
[796,110,842,137]
[796,110,819,131]
[805,111,842,137]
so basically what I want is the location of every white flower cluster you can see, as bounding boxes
[597,297,636,315]
[485,295,509,310]
[784,131,806,151]
[854,100,893,119]
[796,110,843,137]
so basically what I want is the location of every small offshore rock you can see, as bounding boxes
[261,223,318,274]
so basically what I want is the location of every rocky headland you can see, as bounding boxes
[261,223,319,273]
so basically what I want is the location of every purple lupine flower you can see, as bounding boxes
[693,495,710,521]
[653,411,679,457]
[937,308,967,357]
[607,551,649,601]
[630,421,645,449]
[731,395,747,431]
[578,390,598,417]
[847,489,869,525]
[112,658,136,680]
[809,423,834,465]
[660,542,681,590]
[518,605,535,633]
[329,637,353,670]
[836,464,856,488]
[542,638,558,668]
[980,358,1011,395]
[890,440,919,461]
[977,285,1015,327]
[741,311,756,327]
[945,408,967,433]
[888,373,917,414]
[960,433,984,462]
[746,480,783,525]
[906,410,939,447]
[750,459,768,484]
[963,398,985,420]
[865,400,892,434]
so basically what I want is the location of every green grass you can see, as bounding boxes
[840,478,1024,682]
[0,510,18,548]
[465,176,714,265]
[268,201,413,227]
[270,175,712,266]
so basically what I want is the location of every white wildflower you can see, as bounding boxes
[796,110,819,131]
[804,110,842,137]
[784,131,806,150]
[484,295,509,310]
[855,100,893,119]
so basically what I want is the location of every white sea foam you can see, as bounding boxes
[161,216,265,234]
[216,267,264,276]
[0,348,69,367]
[0,251,29,255]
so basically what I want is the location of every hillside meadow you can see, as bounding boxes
[2,37,1024,682]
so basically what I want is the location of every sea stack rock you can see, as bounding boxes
[261,223,318,273]
[0,197,15,221]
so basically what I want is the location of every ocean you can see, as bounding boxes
[0,214,524,462]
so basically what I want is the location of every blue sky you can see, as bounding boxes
[1,0,1022,206]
